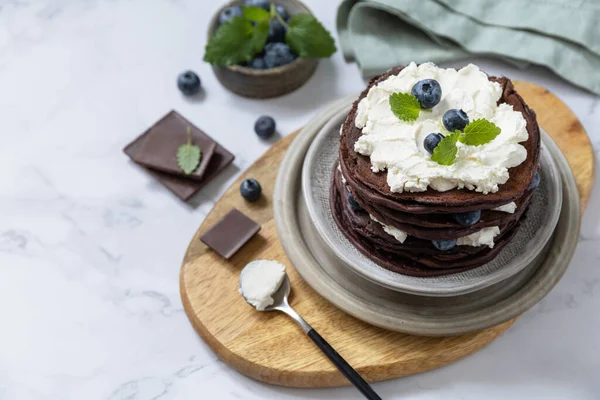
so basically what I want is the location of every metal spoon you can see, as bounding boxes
[240,270,382,400]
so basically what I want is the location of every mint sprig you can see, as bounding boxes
[458,118,501,145]
[177,127,202,175]
[431,131,460,166]
[250,20,269,53]
[389,92,421,122]
[243,6,270,23]
[204,17,268,67]
[430,119,502,166]
[204,8,336,67]
[285,14,336,58]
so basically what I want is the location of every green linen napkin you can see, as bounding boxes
[337,0,600,94]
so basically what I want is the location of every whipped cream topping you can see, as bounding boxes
[354,62,529,194]
[493,202,517,214]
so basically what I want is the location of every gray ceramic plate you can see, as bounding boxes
[301,107,562,296]
[273,96,580,336]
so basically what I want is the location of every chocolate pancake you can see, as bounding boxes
[333,168,523,270]
[336,169,528,242]
[348,170,535,233]
[339,66,541,213]
[330,172,523,276]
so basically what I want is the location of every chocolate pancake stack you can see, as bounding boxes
[332,66,541,277]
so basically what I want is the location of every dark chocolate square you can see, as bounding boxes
[200,208,261,259]
[124,110,235,201]
[134,119,217,181]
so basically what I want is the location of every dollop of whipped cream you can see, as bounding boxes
[456,226,500,248]
[369,215,408,243]
[354,62,528,194]
[493,202,517,213]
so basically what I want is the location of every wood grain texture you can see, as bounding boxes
[516,81,595,210]
[180,82,594,388]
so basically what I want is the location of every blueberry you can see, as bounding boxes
[177,71,201,95]
[267,19,286,43]
[248,57,267,69]
[442,109,469,132]
[529,171,541,190]
[453,210,481,227]
[240,178,262,202]
[411,79,442,109]
[254,116,276,139]
[218,6,243,25]
[244,0,270,10]
[264,42,297,68]
[347,192,363,212]
[275,4,289,21]
[424,133,445,154]
[432,239,457,251]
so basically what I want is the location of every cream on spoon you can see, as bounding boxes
[239,260,381,400]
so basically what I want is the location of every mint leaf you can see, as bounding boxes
[431,132,460,165]
[251,20,269,53]
[177,127,202,175]
[243,6,270,23]
[389,92,421,122]
[177,144,201,174]
[459,119,501,146]
[204,17,258,67]
[286,14,336,58]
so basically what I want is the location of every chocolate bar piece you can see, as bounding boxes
[124,110,235,201]
[134,115,217,181]
[200,208,261,259]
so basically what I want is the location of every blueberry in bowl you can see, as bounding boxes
[247,57,268,70]
[244,0,271,10]
[264,43,297,68]
[218,6,243,25]
[205,0,336,99]
[275,4,290,21]
[267,19,287,43]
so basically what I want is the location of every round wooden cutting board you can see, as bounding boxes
[180,82,594,388]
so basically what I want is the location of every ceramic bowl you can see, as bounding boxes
[272,96,581,336]
[207,0,319,99]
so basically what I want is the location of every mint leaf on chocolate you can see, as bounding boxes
[459,119,501,146]
[390,92,421,122]
[204,17,261,67]
[286,14,336,58]
[243,6,270,23]
[177,127,202,175]
[431,131,460,165]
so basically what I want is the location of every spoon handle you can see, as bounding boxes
[307,329,382,400]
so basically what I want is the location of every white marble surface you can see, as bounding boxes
[0,0,599,399]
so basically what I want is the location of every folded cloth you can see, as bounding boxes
[337,0,600,94]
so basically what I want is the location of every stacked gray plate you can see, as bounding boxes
[274,96,581,336]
